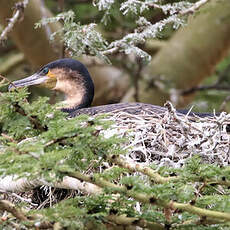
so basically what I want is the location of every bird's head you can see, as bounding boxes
[9,58,94,112]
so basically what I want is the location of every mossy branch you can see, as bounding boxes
[109,155,230,187]
[64,170,230,222]
[106,215,165,230]
[108,154,177,183]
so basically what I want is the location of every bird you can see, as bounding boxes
[7,58,222,206]
[9,58,213,118]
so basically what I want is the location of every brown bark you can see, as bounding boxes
[123,0,230,107]
[0,0,62,68]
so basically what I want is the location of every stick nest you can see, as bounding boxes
[103,102,230,168]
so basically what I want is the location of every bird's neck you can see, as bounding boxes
[51,68,94,113]
[54,77,86,111]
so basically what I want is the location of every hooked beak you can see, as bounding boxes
[9,73,49,90]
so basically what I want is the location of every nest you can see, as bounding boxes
[3,103,230,209]
[104,102,230,168]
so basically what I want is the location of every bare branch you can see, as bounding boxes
[180,0,210,15]
[0,175,101,194]
[182,63,230,95]
[100,47,119,56]
[0,200,28,221]
[0,0,29,42]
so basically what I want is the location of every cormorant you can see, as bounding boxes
[9,58,213,118]
[7,58,221,206]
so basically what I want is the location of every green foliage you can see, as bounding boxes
[0,87,123,181]
[2,1,230,228]
[35,1,190,64]
[35,11,110,63]
[1,83,230,228]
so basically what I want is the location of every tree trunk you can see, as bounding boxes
[123,0,230,107]
[0,1,129,104]
[0,0,62,68]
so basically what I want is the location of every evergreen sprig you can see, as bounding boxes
[1,85,230,229]
[35,11,110,64]
[0,87,123,181]
[34,0,196,64]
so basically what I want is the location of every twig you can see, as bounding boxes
[0,200,28,221]
[133,57,143,101]
[1,133,17,144]
[0,0,29,42]
[45,133,78,147]
[108,155,177,184]
[64,170,230,222]
[101,47,119,56]
[0,200,53,228]
[1,133,24,155]
[182,63,230,95]
[0,189,36,206]
[220,95,230,111]
[13,102,47,132]
[180,0,210,15]
[0,74,18,89]
[106,215,165,230]
[147,0,209,15]
[182,85,230,95]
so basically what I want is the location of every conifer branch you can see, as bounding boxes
[13,102,47,132]
[65,170,230,222]
[108,154,177,183]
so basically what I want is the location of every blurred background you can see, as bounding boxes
[0,0,230,113]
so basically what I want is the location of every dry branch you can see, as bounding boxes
[0,0,28,42]
[0,200,28,221]
[180,0,210,15]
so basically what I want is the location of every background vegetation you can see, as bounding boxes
[1,0,230,229]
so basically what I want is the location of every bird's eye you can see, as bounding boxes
[42,67,49,75]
